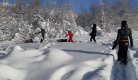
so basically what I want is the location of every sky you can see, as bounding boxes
[0,0,138,14]
[46,0,100,14]
[43,0,138,14]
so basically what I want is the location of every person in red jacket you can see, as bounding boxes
[65,30,74,43]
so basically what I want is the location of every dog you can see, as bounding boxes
[24,39,33,43]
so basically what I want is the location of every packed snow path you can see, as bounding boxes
[0,35,138,80]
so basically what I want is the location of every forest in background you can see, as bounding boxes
[0,0,138,41]
[76,0,138,32]
[0,0,78,41]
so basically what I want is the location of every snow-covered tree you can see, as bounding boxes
[76,0,138,32]
[0,0,78,41]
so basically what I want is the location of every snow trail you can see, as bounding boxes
[111,60,127,80]
[96,37,129,80]
[110,47,138,80]
[125,47,138,80]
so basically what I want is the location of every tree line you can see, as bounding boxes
[76,0,138,32]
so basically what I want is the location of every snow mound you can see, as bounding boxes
[43,48,73,62]
[10,45,43,58]
[50,57,113,80]
[1,45,44,68]
[0,46,74,80]
[96,26,103,36]
[0,63,26,80]
[14,45,24,50]
[74,26,88,36]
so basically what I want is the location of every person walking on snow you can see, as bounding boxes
[65,30,74,43]
[112,20,133,65]
[90,24,97,42]
[35,28,46,43]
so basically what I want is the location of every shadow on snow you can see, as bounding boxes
[62,49,115,62]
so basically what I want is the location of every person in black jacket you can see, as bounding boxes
[35,28,46,43]
[90,24,97,42]
[112,20,133,65]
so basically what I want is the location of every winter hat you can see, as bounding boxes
[40,28,43,30]
[93,24,96,27]
[121,20,127,29]
[67,29,71,32]
[93,24,96,29]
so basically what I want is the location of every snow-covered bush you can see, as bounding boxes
[74,26,88,36]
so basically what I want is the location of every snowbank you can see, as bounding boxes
[0,45,73,80]
[0,63,26,80]
[74,26,88,36]
[43,48,73,62]
[96,26,103,36]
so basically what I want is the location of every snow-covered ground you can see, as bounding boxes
[0,33,138,80]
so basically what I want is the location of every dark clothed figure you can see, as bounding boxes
[118,41,129,64]
[65,31,74,43]
[90,24,97,42]
[112,20,133,65]
[35,28,46,43]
